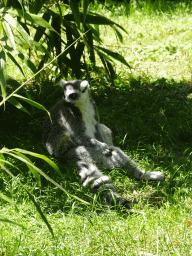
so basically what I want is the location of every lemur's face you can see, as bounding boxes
[60,80,90,107]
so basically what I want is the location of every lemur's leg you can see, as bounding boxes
[98,123,113,146]
[76,161,130,208]
[101,146,165,181]
[81,140,165,181]
[63,146,130,208]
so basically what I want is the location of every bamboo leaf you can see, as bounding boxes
[83,0,89,24]
[17,52,37,74]
[34,12,51,42]
[0,153,5,164]
[1,151,91,206]
[65,12,127,33]
[0,158,20,171]
[14,148,62,176]
[0,19,2,34]
[2,20,16,51]
[69,0,80,29]
[7,52,26,78]
[0,50,7,100]
[3,13,32,48]
[112,25,123,43]
[96,46,131,68]
[12,94,50,116]
[2,7,57,33]
[31,0,46,14]
[14,152,41,188]
[8,97,31,115]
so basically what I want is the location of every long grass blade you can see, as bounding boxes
[0,162,52,236]
[0,192,16,205]
[4,150,91,205]
[25,190,54,238]
[0,50,7,101]
[0,218,26,229]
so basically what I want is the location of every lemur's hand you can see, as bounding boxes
[90,139,112,156]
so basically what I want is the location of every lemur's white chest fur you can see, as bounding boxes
[75,98,97,138]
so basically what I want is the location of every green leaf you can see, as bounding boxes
[14,148,61,176]
[83,0,89,24]
[0,217,25,229]
[7,52,25,78]
[8,97,31,115]
[18,52,37,74]
[3,7,57,33]
[31,0,46,14]
[69,0,80,29]
[0,20,2,34]
[25,190,54,237]
[6,76,21,89]
[2,19,16,51]
[96,46,131,68]
[3,0,8,7]
[65,12,127,33]
[83,24,95,65]
[0,192,16,205]
[14,151,41,188]
[0,158,20,171]
[12,94,50,116]
[0,50,7,100]
[3,13,32,48]
[0,153,5,165]
[34,12,51,42]
[112,25,123,43]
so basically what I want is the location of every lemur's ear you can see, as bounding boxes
[80,80,89,92]
[60,80,68,89]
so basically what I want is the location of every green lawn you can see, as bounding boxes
[0,1,192,255]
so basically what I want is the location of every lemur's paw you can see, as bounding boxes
[102,147,112,156]
[104,191,130,209]
[143,171,165,181]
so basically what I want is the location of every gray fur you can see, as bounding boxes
[42,80,165,208]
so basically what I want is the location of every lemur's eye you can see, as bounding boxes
[69,93,78,100]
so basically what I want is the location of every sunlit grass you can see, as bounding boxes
[1,1,192,255]
[92,0,192,81]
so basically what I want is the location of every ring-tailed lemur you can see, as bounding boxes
[42,80,165,208]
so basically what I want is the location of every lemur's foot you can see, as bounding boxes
[143,171,165,181]
[104,191,130,209]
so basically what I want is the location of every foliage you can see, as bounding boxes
[0,0,192,253]
[0,0,129,110]
[0,0,129,233]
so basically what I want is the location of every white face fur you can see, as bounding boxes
[60,80,90,108]
[60,80,97,138]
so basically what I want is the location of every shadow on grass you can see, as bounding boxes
[0,76,192,212]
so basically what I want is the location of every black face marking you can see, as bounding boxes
[81,87,87,93]
[69,92,78,100]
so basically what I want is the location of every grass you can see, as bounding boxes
[1,0,192,255]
